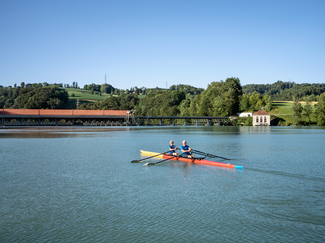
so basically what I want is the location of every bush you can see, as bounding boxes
[232,117,252,126]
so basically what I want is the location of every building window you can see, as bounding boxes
[256,117,258,123]
[260,117,262,123]
[264,116,267,122]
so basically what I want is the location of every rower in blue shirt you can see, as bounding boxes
[169,140,178,156]
[180,140,195,158]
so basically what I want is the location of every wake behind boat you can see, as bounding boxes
[140,150,243,169]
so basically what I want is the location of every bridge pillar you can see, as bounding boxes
[172,119,175,126]
[196,119,199,126]
[207,119,211,126]
[184,119,187,126]
[160,119,163,126]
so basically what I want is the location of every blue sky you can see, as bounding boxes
[1,0,324,90]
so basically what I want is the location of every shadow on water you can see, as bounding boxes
[246,167,325,182]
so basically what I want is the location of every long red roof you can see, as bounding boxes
[1,109,128,116]
[253,110,270,115]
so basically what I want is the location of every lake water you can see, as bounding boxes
[1,126,325,242]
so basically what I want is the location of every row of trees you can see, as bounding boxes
[83,83,115,94]
[78,93,139,110]
[0,82,64,89]
[291,94,325,126]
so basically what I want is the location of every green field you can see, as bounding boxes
[61,88,117,109]
[61,88,147,109]
[63,88,114,100]
[270,101,317,125]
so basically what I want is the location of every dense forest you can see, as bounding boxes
[243,81,325,101]
[0,86,68,109]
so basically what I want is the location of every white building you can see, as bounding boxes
[253,110,270,126]
[237,112,253,117]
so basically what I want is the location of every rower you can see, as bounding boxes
[169,140,179,156]
[180,140,195,158]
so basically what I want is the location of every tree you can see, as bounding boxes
[171,90,185,106]
[264,95,273,112]
[192,77,242,116]
[315,93,325,126]
[101,84,107,94]
[21,82,25,88]
[239,94,250,111]
[304,96,313,124]
[292,96,303,124]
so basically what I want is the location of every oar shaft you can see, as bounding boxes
[131,150,170,163]
[192,150,229,160]
[143,155,179,166]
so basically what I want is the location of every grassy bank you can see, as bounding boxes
[270,101,317,125]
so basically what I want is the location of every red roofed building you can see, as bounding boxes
[253,110,270,126]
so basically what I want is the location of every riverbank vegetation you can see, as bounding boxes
[1,79,325,126]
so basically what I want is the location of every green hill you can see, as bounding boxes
[61,88,117,109]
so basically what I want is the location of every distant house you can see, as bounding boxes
[253,110,270,126]
[237,112,253,117]
[25,83,32,88]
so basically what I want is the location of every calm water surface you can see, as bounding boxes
[1,126,325,242]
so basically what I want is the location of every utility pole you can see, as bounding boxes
[76,99,80,109]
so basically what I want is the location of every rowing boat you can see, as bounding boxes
[140,150,243,169]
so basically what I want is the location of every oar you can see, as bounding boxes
[192,149,230,160]
[131,151,170,163]
[143,155,179,166]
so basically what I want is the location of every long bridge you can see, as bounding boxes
[0,109,228,126]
